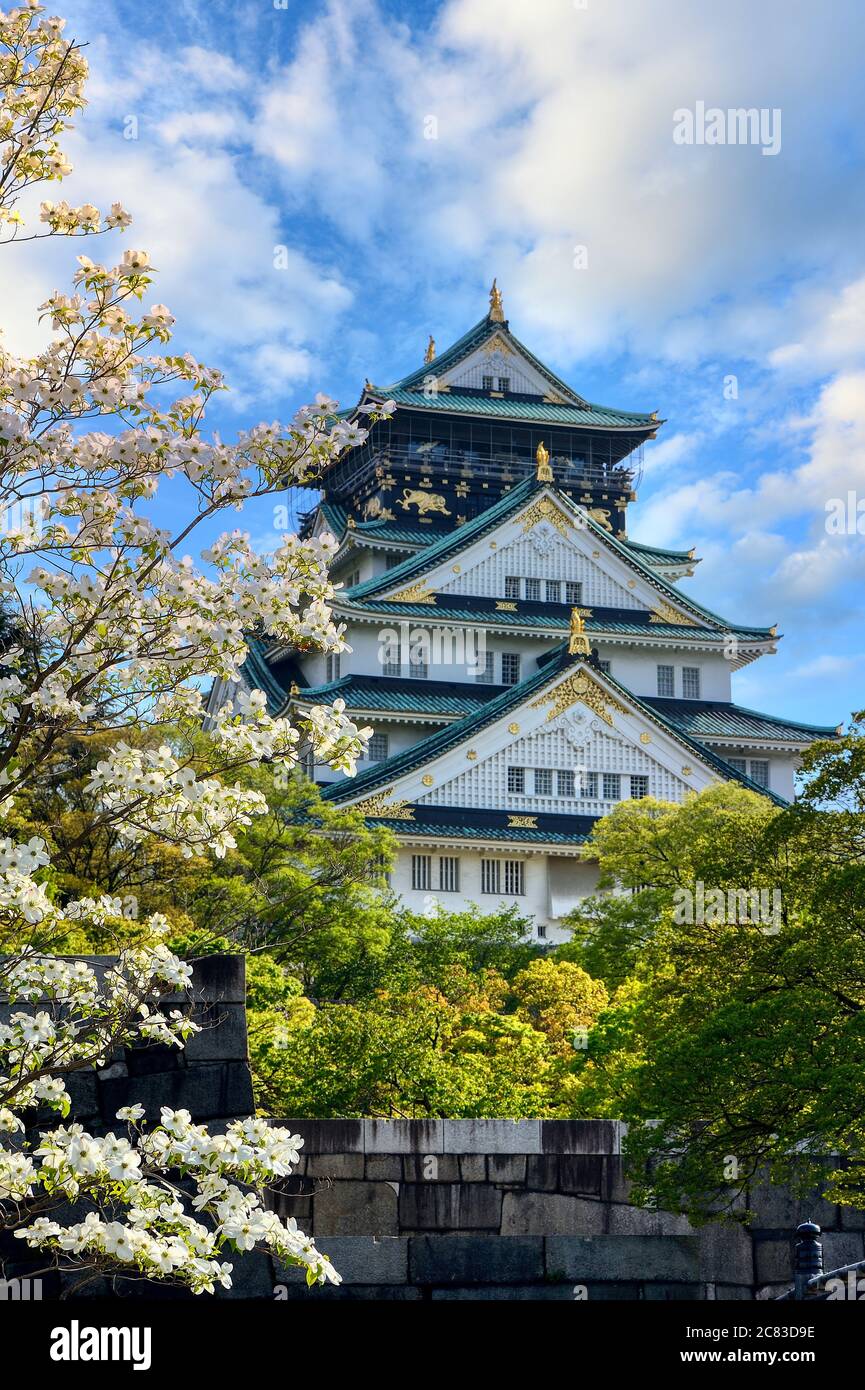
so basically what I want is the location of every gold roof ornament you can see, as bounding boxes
[535,440,553,482]
[568,608,591,656]
[489,278,505,322]
[289,681,300,696]
[424,335,436,364]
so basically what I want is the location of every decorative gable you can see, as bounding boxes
[436,332,575,401]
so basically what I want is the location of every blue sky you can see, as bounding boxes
[3,0,864,728]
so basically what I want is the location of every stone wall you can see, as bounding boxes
[266,1119,864,1301]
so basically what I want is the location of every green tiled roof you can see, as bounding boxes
[379,314,657,430]
[372,386,656,430]
[345,480,776,641]
[240,636,290,716]
[646,698,837,743]
[368,818,592,845]
[293,674,494,719]
[621,538,697,567]
[321,503,429,549]
[321,651,790,809]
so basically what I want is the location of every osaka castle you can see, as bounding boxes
[214,282,838,941]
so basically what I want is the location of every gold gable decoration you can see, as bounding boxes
[530,669,629,727]
[507,814,537,829]
[388,581,436,605]
[352,787,416,820]
[519,496,571,538]
[649,601,692,625]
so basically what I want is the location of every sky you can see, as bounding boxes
[2,0,864,728]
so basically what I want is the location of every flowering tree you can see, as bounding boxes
[0,1,386,1293]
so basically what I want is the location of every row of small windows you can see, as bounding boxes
[507,766,649,801]
[411,854,525,898]
[381,649,609,685]
[505,576,583,605]
[482,375,510,393]
[657,664,701,700]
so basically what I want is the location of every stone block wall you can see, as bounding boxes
[265,1119,862,1301]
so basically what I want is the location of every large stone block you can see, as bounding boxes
[443,1119,540,1154]
[184,1002,248,1062]
[409,1235,544,1285]
[275,1237,407,1286]
[546,1235,701,1283]
[540,1120,623,1154]
[431,1284,582,1301]
[527,1156,559,1191]
[280,1119,363,1153]
[747,1174,837,1231]
[189,953,246,1004]
[608,1205,693,1236]
[502,1192,606,1237]
[821,1232,865,1270]
[403,1154,460,1182]
[399,1183,502,1231]
[364,1155,403,1181]
[642,1282,705,1301]
[305,1154,365,1180]
[488,1155,527,1185]
[697,1224,754,1285]
[274,1283,422,1300]
[215,1250,276,1299]
[313,1181,398,1237]
[558,1155,604,1196]
[459,1155,487,1182]
[754,1238,793,1285]
[100,1061,254,1124]
[364,1118,443,1153]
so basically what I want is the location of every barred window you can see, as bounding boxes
[630,774,649,799]
[482,374,494,391]
[498,377,510,392]
[367,733,389,761]
[505,576,521,600]
[326,653,341,682]
[409,657,428,679]
[602,773,621,801]
[749,760,770,788]
[438,856,460,892]
[504,860,525,896]
[507,766,525,793]
[384,552,403,570]
[657,664,674,697]
[537,922,547,940]
[381,658,401,677]
[501,652,521,686]
[371,854,391,887]
[411,855,432,891]
[728,757,747,774]
[481,859,500,894]
[682,666,701,700]
[557,769,575,797]
[545,580,561,603]
[579,771,598,798]
[475,651,495,683]
[565,581,582,605]
[534,768,553,795]
[525,578,541,601]
[598,660,611,675]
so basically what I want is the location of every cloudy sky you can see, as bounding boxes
[3,0,864,727]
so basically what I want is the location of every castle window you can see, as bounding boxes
[497,376,510,393]
[546,580,561,603]
[749,760,770,788]
[565,581,583,605]
[367,733,389,761]
[409,656,428,679]
[579,771,599,798]
[598,660,612,675]
[557,769,575,797]
[475,651,495,683]
[371,854,391,887]
[508,766,526,793]
[602,773,621,801]
[682,666,701,700]
[505,576,521,600]
[534,768,553,795]
[411,855,432,892]
[657,664,674,697]
[537,922,547,940]
[438,856,460,893]
[728,758,747,774]
[382,658,401,677]
[481,859,500,894]
[504,860,525,896]
[482,375,494,391]
[326,654,341,682]
[630,775,649,799]
[525,578,541,601]
[385,553,404,570]
[501,652,521,685]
